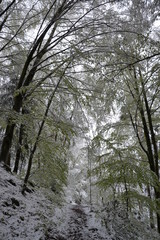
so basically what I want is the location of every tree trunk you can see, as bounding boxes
[147,185,155,229]
[13,124,24,173]
[128,68,160,233]
[139,69,159,179]
[0,124,15,167]
[0,93,23,165]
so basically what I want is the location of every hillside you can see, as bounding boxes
[1,164,160,240]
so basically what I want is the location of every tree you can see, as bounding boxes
[82,0,160,232]
[0,0,122,175]
[0,0,160,234]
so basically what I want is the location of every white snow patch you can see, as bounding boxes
[0,164,56,240]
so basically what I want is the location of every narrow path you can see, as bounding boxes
[67,205,87,239]
[45,204,109,240]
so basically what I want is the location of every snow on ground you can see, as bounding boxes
[0,163,112,240]
[50,201,160,240]
[1,164,160,240]
[0,164,56,240]
[50,203,111,240]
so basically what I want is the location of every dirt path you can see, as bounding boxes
[66,205,88,239]
[45,204,109,240]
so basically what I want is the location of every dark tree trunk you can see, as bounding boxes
[138,69,160,233]
[157,214,160,234]
[154,189,160,233]
[0,93,23,166]
[13,124,24,173]
[0,124,15,167]
[128,68,160,233]
[139,69,159,178]
[147,185,155,229]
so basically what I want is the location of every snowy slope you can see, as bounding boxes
[0,164,55,240]
[49,203,111,240]
[1,164,160,240]
[0,163,110,240]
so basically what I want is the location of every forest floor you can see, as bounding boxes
[46,204,109,240]
[0,164,109,240]
[0,164,160,240]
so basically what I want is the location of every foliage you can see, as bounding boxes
[0,0,160,234]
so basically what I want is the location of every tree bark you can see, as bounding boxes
[0,93,23,165]
[0,124,15,167]
[13,124,24,174]
[147,185,155,229]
